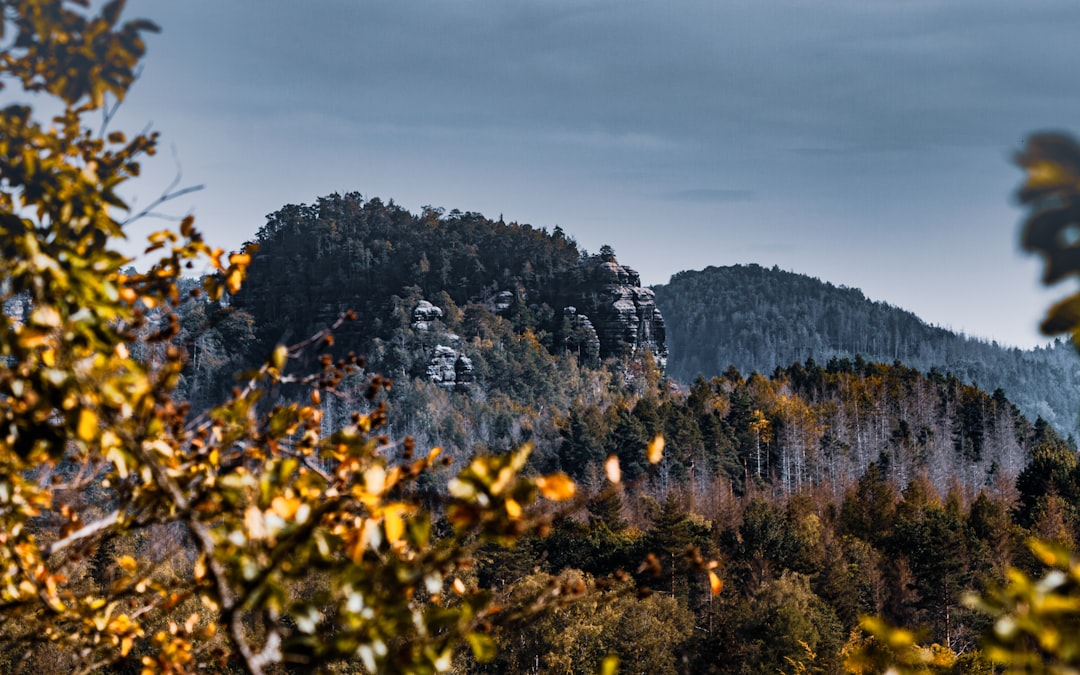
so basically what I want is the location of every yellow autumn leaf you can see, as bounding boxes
[383,503,411,545]
[225,267,244,294]
[384,466,401,491]
[598,655,619,675]
[647,435,665,464]
[506,498,522,519]
[361,518,382,553]
[271,496,300,520]
[536,472,576,501]
[490,466,516,496]
[29,306,61,328]
[364,465,386,497]
[17,329,51,349]
[209,247,225,271]
[1024,160,1073,190]
[348,525,368,563]
[147,439,174,458]
[271,344,288,371]
[605,454,621,484]
[77,408,98,442]
[1030,539,1068,567]
[117,555,137,573]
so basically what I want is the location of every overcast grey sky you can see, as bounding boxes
[113,0,1080,348]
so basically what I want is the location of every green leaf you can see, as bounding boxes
[466,632,498,663]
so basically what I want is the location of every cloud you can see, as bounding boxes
[665,189,756,203]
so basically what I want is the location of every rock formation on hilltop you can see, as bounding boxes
[567,259,667,369]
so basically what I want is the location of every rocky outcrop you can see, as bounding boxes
[495,290,514,313]
[571,260,667,369]
[562,306,601,367]
[425,344,474,391]
[411,300,473,390]
[408,263,666,385]
[412,300,443,331]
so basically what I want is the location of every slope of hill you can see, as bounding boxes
[233,193,666,372]
[175,199,1067,495]
[652,264,1080,437]
[176,194,673,467]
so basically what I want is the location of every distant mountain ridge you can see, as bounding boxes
[652,264,1080,438]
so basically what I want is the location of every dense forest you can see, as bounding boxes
[230,193,663,372]
[154,194,1080,672]
[654,264,1080,439]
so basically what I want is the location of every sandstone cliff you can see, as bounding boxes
[567,259,667,370]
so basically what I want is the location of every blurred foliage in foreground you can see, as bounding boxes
[0,1,602,672]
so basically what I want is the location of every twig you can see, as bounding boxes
[121,145,203,227]
[48,510,120,555]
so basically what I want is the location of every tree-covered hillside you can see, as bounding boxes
[653,264,1080,438]
[107,193,1080,672]
[232,193,664,370]
[236,195,575,353]
[183,192,671,466]
[180,209,1052,501]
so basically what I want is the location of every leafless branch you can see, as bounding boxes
[121,144,203,227]
[48,509,120,555]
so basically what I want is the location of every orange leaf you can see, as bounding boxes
[209,247,225,271]
[225,267,244,294]
[709,570,723,596]
[536,473,576,501]
[506,498,522,519]
[647,435,665,464]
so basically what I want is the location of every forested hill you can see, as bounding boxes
[652,264,1080,437]
[232,192,665,372]
[180,198,1063,498]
